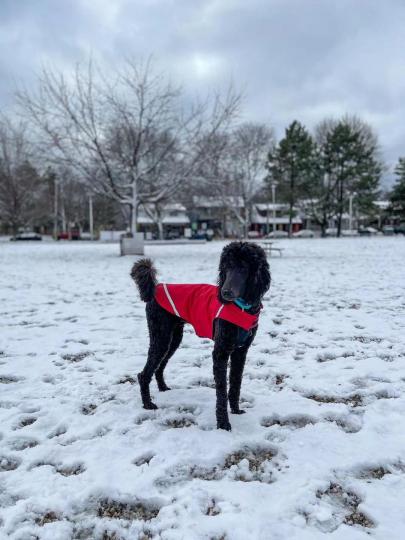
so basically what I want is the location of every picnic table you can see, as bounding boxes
[256,239,284,257]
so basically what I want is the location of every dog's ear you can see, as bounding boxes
[246,245,270,304]
[256,256,271,298]
[217,242,236,289]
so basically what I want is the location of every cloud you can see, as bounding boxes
[1,0,404,183]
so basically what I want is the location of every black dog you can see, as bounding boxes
[130,241,270,430]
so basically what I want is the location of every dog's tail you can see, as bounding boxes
[130,258,157,302]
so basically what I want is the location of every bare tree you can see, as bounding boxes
[17,58,241,236]
[196,123,274,237]
[230,123,274,236]
[0,117,43,236]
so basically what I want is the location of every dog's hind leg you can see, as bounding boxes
[155,324,184,392]
[138,338,172,409]
[138,307,176,409]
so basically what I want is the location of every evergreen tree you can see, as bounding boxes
[390,157,405,219]
[266,120,316,237]
[320,116,382,236]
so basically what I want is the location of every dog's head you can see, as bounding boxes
[218,241,271,306]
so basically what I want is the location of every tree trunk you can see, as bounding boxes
[157,219,164,240]
[321,219,327,238]
[12,220,19,239]
[130,183,138,235]
[288,172,295,238]
[244,205,250,238]
[288,200,293,238]
[336,181,343,238]
[336,165,345,238]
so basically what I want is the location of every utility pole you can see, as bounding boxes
[131,182,137,236]
[89,194,94,240]
[271,182,277,232]
[53,176,58,240]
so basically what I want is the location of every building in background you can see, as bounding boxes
[250,203,303,234]
[137,203,190,239]
[190,196,245,238]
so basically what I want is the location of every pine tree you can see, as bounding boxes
[266,121,316,237]
[390,157,405,218]
[320,116,382,236]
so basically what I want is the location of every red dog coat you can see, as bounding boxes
[154,283,260,340]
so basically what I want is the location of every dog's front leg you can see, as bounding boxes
[229,328,256,414]
[212,344,232,431]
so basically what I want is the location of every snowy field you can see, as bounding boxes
[0,237,405,540]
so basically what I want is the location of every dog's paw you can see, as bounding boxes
[157,384,171,392]
[143,402,158,410]
[217,420,232,431]
[230,408,246,415]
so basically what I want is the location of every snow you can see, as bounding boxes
[0,237,405,540]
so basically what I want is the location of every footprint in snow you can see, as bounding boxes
[305,393,363,407]
[14,416,38,429]
[162,415,196,429]
[96,498,160,521]
[0,455,21,471]
[56,463,86,476]
[321,412,363,433]
[62,351,93,363]
[8,438,39,451]
[155,445,278,487]
[47,424,67,439]
[81,403,97,415]
[261,414,316,429]
[353,462,405,481]
[309,482,375,532]
[0,375,23,384]
[133,453,155,466]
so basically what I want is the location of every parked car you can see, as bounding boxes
[57,230,81,240]
[394,224,405,235]
[247,230,263,239]
[266,230,289,239]
[10,232,42,241]
[325,228,338,237]
[292,229,315,238]
[165,230,181,240]
[358,226,378,236]
[382,225,395,236]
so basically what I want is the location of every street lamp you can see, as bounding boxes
[89,193,94,241]
[271,182,277,232]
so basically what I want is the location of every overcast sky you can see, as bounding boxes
[1,0,405,184]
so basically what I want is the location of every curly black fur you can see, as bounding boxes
[130,242,270,431]
[218,242,271,306]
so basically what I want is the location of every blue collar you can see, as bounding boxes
[234,297,252,310]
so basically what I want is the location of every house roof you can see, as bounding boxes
[192,196,244,208]
[138,202,190,225]
[137,215,190,225]
[251,208,302,225]
[255,203,290,211]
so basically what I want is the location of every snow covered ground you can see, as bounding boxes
[0,237,405,540]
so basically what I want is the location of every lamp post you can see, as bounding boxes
[271,182,277,232]
[53,176,58,240]
[89,194,94,241]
